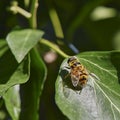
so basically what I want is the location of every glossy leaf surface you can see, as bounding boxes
[56,51,120,120]
[6,29,44,63]
[3,85,21,120]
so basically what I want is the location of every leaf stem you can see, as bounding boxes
[40,39,70,58]
[48,8,64,39]
[9,1,31,18]
[29,0,39,29]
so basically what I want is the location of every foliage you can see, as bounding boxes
[0,0,120,120]
[56,51,120,120]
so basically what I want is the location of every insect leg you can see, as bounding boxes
[89,73,100,80]
[64,72,70,79]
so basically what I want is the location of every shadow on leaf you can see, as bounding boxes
[110,52,120,84]
[0,50,18,84]
[59,68,82,98]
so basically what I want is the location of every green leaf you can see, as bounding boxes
[6,29,44,63]
[3,85,21,120]
[55,51,120,120]
[0,40,30,96]
[19,48,47,120]
[0,39,9,55]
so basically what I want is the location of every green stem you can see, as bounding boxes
[40,39,70,58]
[49,8,64,39]
[10,1,31,18]
[29,0,38,29]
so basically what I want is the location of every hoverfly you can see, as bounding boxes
[66,56,88,88]
[65,56,99,89]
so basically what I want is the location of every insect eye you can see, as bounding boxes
[76,62,81,65]
[67,56,77,63]
[67,59,70,64]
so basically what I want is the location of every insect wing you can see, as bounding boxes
[89,73,100,81]
[71,75,79,87]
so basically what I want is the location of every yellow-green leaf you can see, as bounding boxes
[6,29,44,63]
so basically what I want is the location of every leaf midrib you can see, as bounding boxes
[80,57,120,97]
[18,31,32,59]
[80,58,117,79]
[80,57,120,116]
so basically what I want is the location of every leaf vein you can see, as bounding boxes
[97,81,120,97]
[111,104,117,120]
[93,80,120,113]
[19,31,32,58]
[80,58,117,79]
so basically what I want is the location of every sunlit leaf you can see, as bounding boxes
[3,85,21,120]
[55,51,120,120]
[6,29,44,63]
